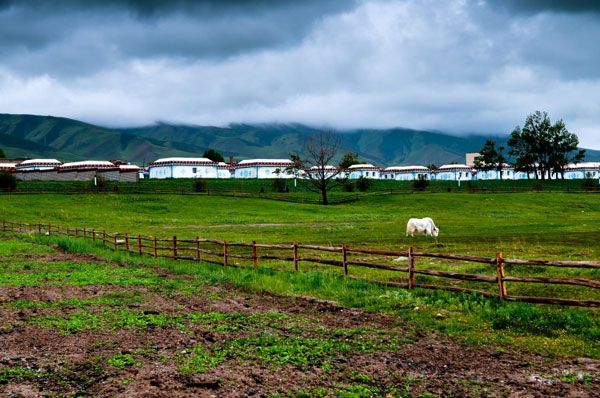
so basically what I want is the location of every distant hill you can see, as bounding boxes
[1,113,599,166]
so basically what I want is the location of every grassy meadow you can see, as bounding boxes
[1,186,599,360]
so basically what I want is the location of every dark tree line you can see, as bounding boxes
[475,111,585,180]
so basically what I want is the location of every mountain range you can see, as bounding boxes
[1,113,599,166]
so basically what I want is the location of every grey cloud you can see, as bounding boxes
[489,0,600,15]
[0,0,356,77]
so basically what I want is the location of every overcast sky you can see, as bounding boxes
[1,0,599,148]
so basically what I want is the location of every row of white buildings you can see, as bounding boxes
[2,157,599,182]
[147,157,600,181]
[0,159,140,182]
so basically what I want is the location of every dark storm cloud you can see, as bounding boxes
[490,0,600,15]
[2,0,600,149]
[0,0,355,76]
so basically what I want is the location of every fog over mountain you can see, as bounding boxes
[1,1,599,148]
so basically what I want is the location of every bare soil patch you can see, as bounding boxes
[0,247,598,397]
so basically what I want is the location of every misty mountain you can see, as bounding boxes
[1,113,599,166]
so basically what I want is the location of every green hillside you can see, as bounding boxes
[1,113,599,165]
[0,114,208,164]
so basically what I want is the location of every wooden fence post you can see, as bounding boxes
[113,234,117,249]
[293,241,299,272]
[92,229,96,242]
[153,237,158,257]
[223,241,228,267]
[408,246,415,289]
[125,233,130,251]
[195,237,200,261]
[137,235,142,255]
[173,236,178,258]
[252,240,258,268]
[37,223,41,234]
[342,244,348,276]
[496,250,507,300]
[48,223,51,235]
[75,227,79,238]
[57,225,60,235]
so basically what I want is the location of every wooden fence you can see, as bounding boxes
[2,220,599,307]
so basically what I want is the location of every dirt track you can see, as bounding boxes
[0,247,598,397]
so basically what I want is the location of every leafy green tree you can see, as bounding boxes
[473,140,507,180]
[338,151,359,169]
[508,111,584,180]
[549,120,585,178]
[203,149,224,163]
[0,148,5,158]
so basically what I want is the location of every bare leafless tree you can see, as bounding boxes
[289,131,343,205]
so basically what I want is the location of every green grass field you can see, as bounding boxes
[1,189,599,360]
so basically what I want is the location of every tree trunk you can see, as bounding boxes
[321,186,328,205]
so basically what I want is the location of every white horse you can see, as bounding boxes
[406,217,439,238]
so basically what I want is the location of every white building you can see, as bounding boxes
[347,164,380,179]
[435,164,474,181]
[473,165,515,180]
[15,159,62,171]
[148,158,218,179]
[60,160,116,171]
[0,163,17,173]
[381,166,431,181]
[563,163,600,180]
[304,165,340,179]
[234,159,295,179]
[217,162,233,179]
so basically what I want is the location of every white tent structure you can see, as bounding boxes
[234,159,295,179]
[148,158,218,179]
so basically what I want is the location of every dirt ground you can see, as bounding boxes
[0,248,598,397]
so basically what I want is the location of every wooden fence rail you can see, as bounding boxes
[2,220,599,307]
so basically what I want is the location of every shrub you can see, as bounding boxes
[341,179,355,192]
[90,175,107,191]
[356,176,372,192]
[581,178,599,189]
[412,175,429,191]
[0,173,17,192]
[272,179,287,193]
[193,179,207,192]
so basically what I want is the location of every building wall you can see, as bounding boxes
[235,166,294,179]
[149,165,218,179]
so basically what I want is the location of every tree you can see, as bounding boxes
[0,148,5,158]
[289,131,342,205]
[473,140,507,180]
[508,111,585,180]
[549,120,585,178]
[0,173,16,192]
[338,151,360,169]
[203,149,224,163]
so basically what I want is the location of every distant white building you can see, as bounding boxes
[304,165,339,179]
[0,163,17,173]
[381,166,431,181]
[347,164,380,179]
[148,158,218,179]
[15,159,62,171]
[60,160,116,171]
[234,159,295,179]
[563,162,600,180]
[473,165,515,180]
[435,164,474,181]
[217,162,233,179]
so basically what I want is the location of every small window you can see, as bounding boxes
[192,167,197,173]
